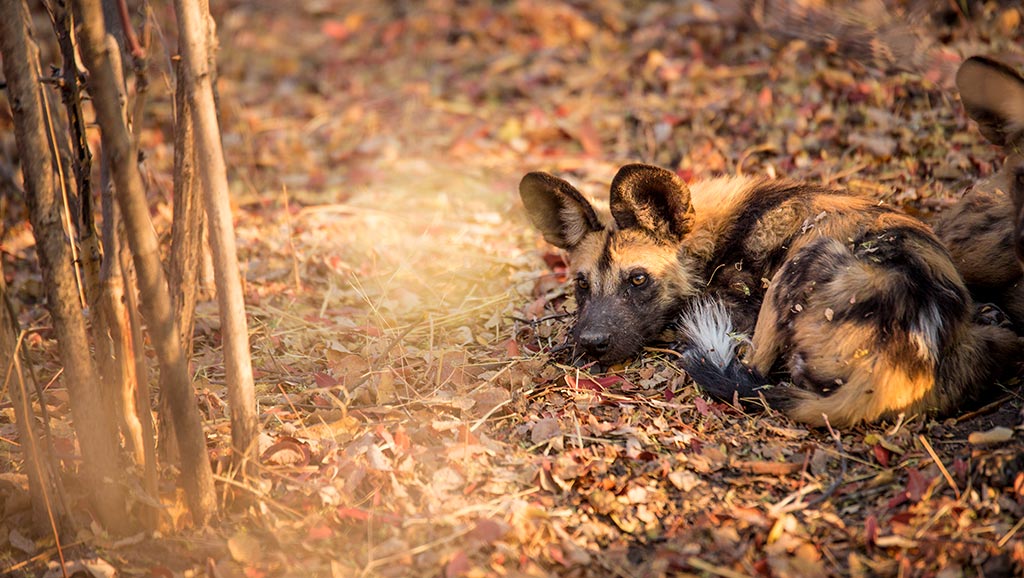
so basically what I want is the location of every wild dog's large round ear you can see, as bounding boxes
[519,172,603,250]
[609,164,693,241]
[956,56,1024,148]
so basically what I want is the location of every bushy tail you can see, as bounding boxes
[676,299,773,407]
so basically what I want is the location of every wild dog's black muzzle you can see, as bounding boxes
[577,329,612,358]
[572,297,648,364]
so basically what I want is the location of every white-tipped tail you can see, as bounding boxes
[678,298,745,369]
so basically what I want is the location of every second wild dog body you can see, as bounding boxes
[935,56,1024,327]
[520,164,1021,428]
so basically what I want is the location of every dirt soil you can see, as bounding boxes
[2,1,1024,577]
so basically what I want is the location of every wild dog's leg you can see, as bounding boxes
[745,282,786,376]
[679,235,856,420]
[748,236,856,381]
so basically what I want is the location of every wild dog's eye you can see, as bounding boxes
[629,272,649,287]
[575,275,589,290]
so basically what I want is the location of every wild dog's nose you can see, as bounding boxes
[578,331,612,357]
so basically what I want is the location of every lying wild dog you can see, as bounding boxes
[520,164,1021,427]
[934,56,1024,327]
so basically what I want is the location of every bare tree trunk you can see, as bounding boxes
[0,0,129,534]
[102,25,160,529]
[71,0,217,524]
[161,56,204,467]
[172,0,258,473]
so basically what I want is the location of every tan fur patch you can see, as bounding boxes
[681,176,761,261]
[783,363,936,427]
[567,230,610,287]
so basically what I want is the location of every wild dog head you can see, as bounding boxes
[519,164,702,364]
[957,56,1024,265]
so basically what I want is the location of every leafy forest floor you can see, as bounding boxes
[3,0,1024,576]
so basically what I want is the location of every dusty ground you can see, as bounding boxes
[2,0,1024,576]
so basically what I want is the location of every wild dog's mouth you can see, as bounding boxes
[572,346,640,367]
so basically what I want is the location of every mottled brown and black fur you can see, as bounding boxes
[521,162,1022,428]
[935,56,1024,327]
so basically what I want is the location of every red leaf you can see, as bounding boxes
[321,14,364,42]
[887,493,908,510]
[864,514,878,546]
[307,391,332,407]
[906,468,929,502]
[890,512,914,525]
[548,544,566,566]
[505,339,521,357]
[393,426,411,453]
[565,373,625,391]
[694,396,711,416]
[953,458,968,481]
[575,121,604,157]
[565,374,597,390]
[525,296,548,319]
[313,372,339,388]
[872,444,890,468]
[595,375,627,388]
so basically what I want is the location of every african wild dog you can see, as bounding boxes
[520,163,1022,428]
[935,56,1024,327]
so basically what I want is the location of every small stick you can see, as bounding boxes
[807,415,847,507]
[997,516,1024,549]
[508,312,573,325]
[918,434,960,499]
[954,394,1014,423]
